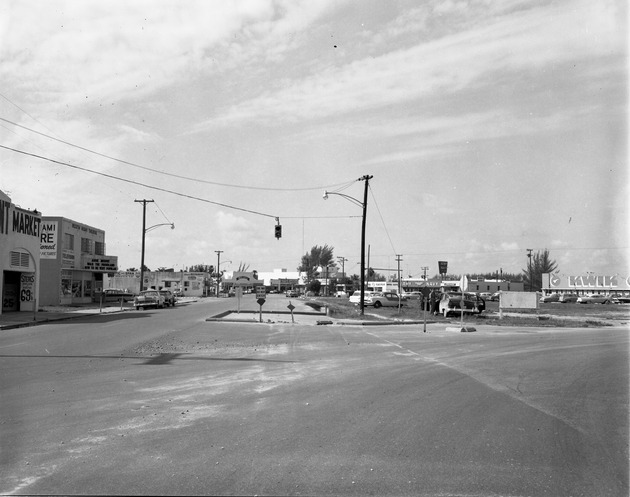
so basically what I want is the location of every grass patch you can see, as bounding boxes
[306,297,622,327]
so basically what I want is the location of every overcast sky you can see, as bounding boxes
[0,0,627,279]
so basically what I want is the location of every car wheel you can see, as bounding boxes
[373,301,382,308]
[138,306,144,311]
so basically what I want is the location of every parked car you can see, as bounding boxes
[611,293,630,304]
[285,289,299,298]
[438,292,485,317]
[577,294,611,304]
[134,290,166,310]
[402,291,423,300]
[558,293,578,303]
[100,288,134,302]
[479,292,493,300]
[349,291,376,304]
[335,290,348,298]
[158,290,176,307]
[539,293,560,303]
[487,292,501,302]
[364,292,405,308]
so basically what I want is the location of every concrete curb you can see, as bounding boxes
[0,309,128,330]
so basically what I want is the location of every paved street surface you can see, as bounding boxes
[1,295,628,496]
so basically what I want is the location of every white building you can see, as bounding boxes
[0,190,41,314]
[105,271,209,297]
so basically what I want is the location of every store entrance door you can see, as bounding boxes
[2,271,20,312]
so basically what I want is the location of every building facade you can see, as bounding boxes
[0,190,41,314]
[399,278,523,294]
[105,270,208,297]
[542,273,630,296]
[39,217,118,306]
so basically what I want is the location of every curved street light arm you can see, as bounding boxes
[323,191,364,208]
[145,222,175,233]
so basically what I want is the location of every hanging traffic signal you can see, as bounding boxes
[274,224,282,239]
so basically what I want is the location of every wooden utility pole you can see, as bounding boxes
[135,199,154,292]
[359,175,373,315]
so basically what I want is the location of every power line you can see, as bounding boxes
[0,115,355,193]
[368,184,397,255]
[0,143,278,219]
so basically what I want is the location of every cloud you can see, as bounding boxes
[117,124,160,143]
[193,0,622,131]
[0,1,273,108]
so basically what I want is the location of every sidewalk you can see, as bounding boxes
[0,298,205,331]
[0,303,131,331]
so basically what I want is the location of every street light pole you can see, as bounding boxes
[323,175,372,315]
[215,250,223,297]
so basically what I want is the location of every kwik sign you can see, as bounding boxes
[549,273,630,289]
[568,275,623,288]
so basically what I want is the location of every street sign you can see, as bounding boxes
[256,286,266,299]
[287,302,295,323]
[257,297,265,323]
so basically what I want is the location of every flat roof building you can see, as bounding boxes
[0,190,41,314]
[39,217,118,306]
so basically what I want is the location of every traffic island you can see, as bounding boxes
[446,326,477,332]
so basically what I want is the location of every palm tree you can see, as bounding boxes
[298,245,335,281]
[523,249,558,291]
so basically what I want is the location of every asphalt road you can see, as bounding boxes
[1,295,628,496]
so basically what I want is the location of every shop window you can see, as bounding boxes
[61,278,72,297]
[81,238,93,254]
[164,281,172,287]
[95,241,105,255]
[72,280,83,297]
[64,233,74,250]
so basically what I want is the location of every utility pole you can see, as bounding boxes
[135,199,154,292]
[359,175,373,315]
[526,248,533,291]
[215,250,224,297]
[337,256,348,291]
[395,254,403,296]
